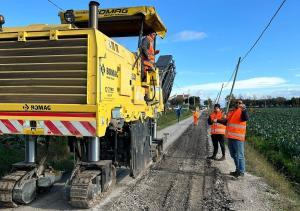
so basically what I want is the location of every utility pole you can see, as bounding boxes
[226,57,241,113]
[216,83,224,104]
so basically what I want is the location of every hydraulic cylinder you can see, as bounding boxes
[88,137,100,162]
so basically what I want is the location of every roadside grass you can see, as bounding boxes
[0,136,74,177]
[46,137,74,172]
[0,142,24,177]
[157,109,192,130]
[245,141,300,210]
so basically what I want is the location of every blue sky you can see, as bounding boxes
[1,0,299,101]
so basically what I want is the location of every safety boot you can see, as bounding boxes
[217,155,225,161]
[206,155,216,160]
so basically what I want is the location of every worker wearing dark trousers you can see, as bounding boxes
[175,105,182,123]
[217,100,249,177]
[207,104,226,160]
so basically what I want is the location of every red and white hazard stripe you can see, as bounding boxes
[0,119,96,137]
[44,120,96,136]
[0,120,24,134]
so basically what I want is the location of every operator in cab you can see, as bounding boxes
[141,32,160,82]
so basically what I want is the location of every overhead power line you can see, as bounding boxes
[223,0,287,89]
[241,0,287,62]
[47,0,64,12]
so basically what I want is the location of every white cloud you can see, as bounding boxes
[173,77,286,94]
[171,77,296,104]
[173,30,207,42]
[296,74,300,77]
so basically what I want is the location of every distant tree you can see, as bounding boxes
[275,97,286,107]
[238,94,244,100]
[236,96,300,108]
[204,98,213,109]
[291,97,300,107]
[225,94,236,108]
[188,96,200,107]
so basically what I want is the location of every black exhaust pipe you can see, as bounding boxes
[89,1,100,29]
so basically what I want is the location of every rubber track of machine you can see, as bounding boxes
[69,170,101,208]
[69,166,116,208]
[0,171,28,208]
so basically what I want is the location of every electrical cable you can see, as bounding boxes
[222,0,287,91]
[241,0,287,62]
[46,0,64,12]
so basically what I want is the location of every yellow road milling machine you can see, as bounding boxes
[0,1,176,208]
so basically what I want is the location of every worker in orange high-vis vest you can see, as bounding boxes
[207,104,226,160]
[141,32,160,82]
[216,100,249,178]
[192,107,200,126]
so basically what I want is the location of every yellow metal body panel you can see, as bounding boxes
[0,104,96,113]
[23,128,45,135]
[134,86,145,105]
[59,6,167,38]
[2,24,73,33]
[0,25,164,137]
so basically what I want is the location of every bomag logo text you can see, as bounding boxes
[105,87,114,93]
[106,68,119,77]
[99,8,128,15]
[23,104,51,111]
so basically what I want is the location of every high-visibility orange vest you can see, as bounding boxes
[193,111,199,119]
[210,111,226,135]
[142,36,155,69]
[226,108,247,141]
[193,111,199,125]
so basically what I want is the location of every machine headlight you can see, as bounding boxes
[64,10,75,24]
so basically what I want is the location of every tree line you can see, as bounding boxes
[228,95,300,108]
[168,94,300,109]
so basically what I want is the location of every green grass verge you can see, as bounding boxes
[247,135,300,185]
[157,110,192,130]
[0,142,24,177]
[0,137,74,177]
[245,141,300,210]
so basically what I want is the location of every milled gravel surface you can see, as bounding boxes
[100,114,232,211]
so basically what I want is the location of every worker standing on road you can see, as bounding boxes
[192,107,200,126]
[175,105,182,123]
[141,32,160,82]
[207,104,226,160]
[216,100,249,177]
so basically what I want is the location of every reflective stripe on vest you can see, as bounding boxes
[214,128,226,134]
[226,108,247,141]
[227,131,245,139]
[210,111,226,135]
[227,123,246,129]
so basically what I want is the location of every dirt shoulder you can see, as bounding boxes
[208,133,297,210]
